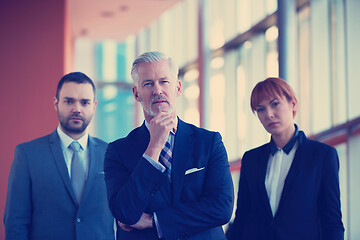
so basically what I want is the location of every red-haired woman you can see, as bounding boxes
[226,77,344,240]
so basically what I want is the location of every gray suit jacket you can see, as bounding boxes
[4,130,115,240]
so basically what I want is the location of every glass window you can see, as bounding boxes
[236,0,251,33]
[184,0,198,63]
[74,38,96,78]
[138,28,150,54]
[335,143,348,240]
[251,0,266,25]
[92,41,134,141]
[179,68,200,127]
[125,36,136,82]
[209,0,225,50]
[249,34,272,148]
[297,5,311,133]
[209,72,226,134]
[265,25,279,77]
[346,0,360,120]
[236,62,248,155]
[223,0,237,41]
[223,51,239,161]
[235,34,270,153]
[331,0,347,125]
[172,3,186,67]
[102,40,117,82]
[149,21,160,51]
[310,0,332,133]
[266,0,277,14]
[158,10,173,56]
[348,134,360,239]
[96,88,134,141]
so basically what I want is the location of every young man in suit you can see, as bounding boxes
[104,51,234,240]
[4,72,115,240]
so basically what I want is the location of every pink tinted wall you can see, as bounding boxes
[0,0,69,238]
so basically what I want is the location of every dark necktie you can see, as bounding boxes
[69,141,86,204]
[160,134,173,178]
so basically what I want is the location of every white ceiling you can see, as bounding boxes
[68,0,181,41]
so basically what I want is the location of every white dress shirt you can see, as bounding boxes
[57,126,89,179]
[265,141,298,216]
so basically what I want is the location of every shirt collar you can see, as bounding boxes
[144,116,178,135]
[269,124,299,155]
[57,126,88,151]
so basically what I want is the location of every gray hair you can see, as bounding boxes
[130,51,179,85]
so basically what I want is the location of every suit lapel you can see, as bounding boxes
[80,136,98,205]
[135,122,151,151]
[276,135,306,214]
[257,144,274,217]
[49,131,78,205]
[171,119,195,203]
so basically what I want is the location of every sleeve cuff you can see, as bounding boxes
[153,212,163,238]
[143,153,166,173]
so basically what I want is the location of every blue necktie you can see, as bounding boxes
[69,141,86,204]
[160,135,173,178]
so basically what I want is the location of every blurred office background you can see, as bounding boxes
[1,0,359,239]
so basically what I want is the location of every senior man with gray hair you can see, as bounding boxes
[104,51,234,240]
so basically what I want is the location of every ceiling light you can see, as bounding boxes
[119,5,128,12]
[101,11,115,18]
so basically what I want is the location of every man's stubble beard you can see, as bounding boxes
[57,107,91,134]
[140,95,174,117]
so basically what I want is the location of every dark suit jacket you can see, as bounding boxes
[4,130,115,240]
[226,131,344,240]
[104,119,234,240]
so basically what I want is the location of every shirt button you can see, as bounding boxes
[76,218,81,223]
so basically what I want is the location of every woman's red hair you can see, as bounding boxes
[250,77,298,114]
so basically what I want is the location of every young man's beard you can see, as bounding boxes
[58,111,90,134]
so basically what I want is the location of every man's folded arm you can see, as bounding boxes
[104,142,168,225]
